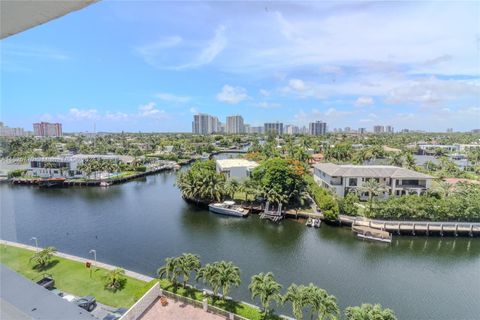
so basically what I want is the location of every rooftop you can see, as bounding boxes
[314,163,433,179]
[216,159,259,169]
[0,265,95,320]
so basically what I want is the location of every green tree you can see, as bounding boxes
[283,284,308,320]
[157,257,181,287]
[29,246,57,270]
[104,268,126,292]
[344,303,397,320]
[340,192,359,216]
[249,272,282,316]
[214,261,241,301]
[177,253,201,288]
[359,180,385,218]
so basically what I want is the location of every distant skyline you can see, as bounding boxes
[1,1,479,132]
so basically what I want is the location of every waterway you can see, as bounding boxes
[1,158,479,319]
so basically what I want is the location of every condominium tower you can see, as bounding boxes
[309,121,327,136]
[33,122,62,137]
[192,114,220,134]
[264,122,284,135]
[226,115,244,134]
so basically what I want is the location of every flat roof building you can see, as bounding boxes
[216,159,258,180]
[313,163,433,198]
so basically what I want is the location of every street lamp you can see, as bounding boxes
[89,249,97,268]
[30,237,38,251]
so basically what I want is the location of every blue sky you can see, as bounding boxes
[1,1,479,132]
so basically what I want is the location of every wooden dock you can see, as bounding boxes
[339,215,480,237]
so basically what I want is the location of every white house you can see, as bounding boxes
[313,163,433,198]
[216,159,259,180]
[29,154,124,178]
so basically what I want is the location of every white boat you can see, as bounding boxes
[208,201,249,217]
[99,181,111,187]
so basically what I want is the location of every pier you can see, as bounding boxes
[338,215,480,237]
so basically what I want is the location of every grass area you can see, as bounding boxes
[233,191,255,202]
[159,279,283,320]
[0,244,154,308]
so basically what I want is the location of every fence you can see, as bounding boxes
[119,282,161,320]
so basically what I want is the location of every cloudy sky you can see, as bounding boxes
[1,1,479,132]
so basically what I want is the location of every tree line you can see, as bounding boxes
[157,253,397,320]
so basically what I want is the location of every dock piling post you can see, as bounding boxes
[455,224,458,237]
[440,224,444,237]
[412,223,415,236]
[470,224,474,237]
[426,223,429,236]
[397,223,401,235]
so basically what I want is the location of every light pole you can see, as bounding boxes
[30,237,38,251]
[89,249,97,269]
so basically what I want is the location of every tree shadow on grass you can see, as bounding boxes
[31,259,59,271]
[104,278,127,293]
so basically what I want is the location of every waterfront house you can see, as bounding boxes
[29,154,123,179]
[313,163,433,198]
[216,159,259,180]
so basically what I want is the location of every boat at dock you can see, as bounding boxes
[99,181,111,187]
[352,224,392,243]
[208,201,249,217]
[38,177,66,188]
[306,217,322,228]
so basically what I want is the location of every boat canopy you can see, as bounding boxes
[223,201,235,205]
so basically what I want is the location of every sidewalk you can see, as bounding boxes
[0,239,154,282]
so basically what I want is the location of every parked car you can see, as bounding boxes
[102,308,127,320]
[35,274,55,290]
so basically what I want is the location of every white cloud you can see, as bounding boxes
[255,102,281,109]
[135,25,227,70]
[189,107,199,114]
[69,108,100,120]
[154,92,190,103]
[138,102,164,117]
[216,85,248,104]
[259,89,270,97]
[354,96,374,107]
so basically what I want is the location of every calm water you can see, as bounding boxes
[1,165,479,319]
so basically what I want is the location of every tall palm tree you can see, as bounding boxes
[306,284,339,320]
[225,179,240,200]
[249,272,282,316]
[214,261,241,301]
[359,179,385,218]
[196,263,222,298]
[157,257,181,287]
[345,303,397,320]
[177,253,201,288]
[283,284,308,320]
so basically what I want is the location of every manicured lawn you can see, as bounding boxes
[159,279,283,320]
[0,245,154,308]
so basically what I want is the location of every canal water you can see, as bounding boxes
[1,163,479,319]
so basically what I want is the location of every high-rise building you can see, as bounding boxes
[358,128,367,134]
[192,114,220,134]
[373,125,385,133]
[385,125,394,133]
[243,124,251,134]
[250,126,264,134]
[285,125,299,135]
[0,122,26,137]
[33,122,62,137]
[446,128,453,133]
[344,127,351,133]
[264,122,283,135]
[226,115,244,134]
[309,121,327,136]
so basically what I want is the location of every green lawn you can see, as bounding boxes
[0,245,154,308]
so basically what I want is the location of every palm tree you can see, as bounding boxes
[434,180,454,198]
[157,257,181,287]
[196,263,222,299]
[177,253,201,288]
[104,268,126,292]
[359,179,385,218]
[29,246,57,270]
[214,261,241,301]
[404,153,416,169]
[225,179,240,200]
[283,284,308,320]
[249,272,282,316]
[305,284,339,320]
[345,303,397,320]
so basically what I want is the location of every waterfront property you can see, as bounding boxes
[29,154,134,179]
[313,163,433,198]
[216,159,258,179]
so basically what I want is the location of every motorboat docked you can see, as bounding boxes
[208,201,249,217]
[352,224,392,243]
[38,177,65,188]
[99,181,111,187]
[306,217,321,228]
